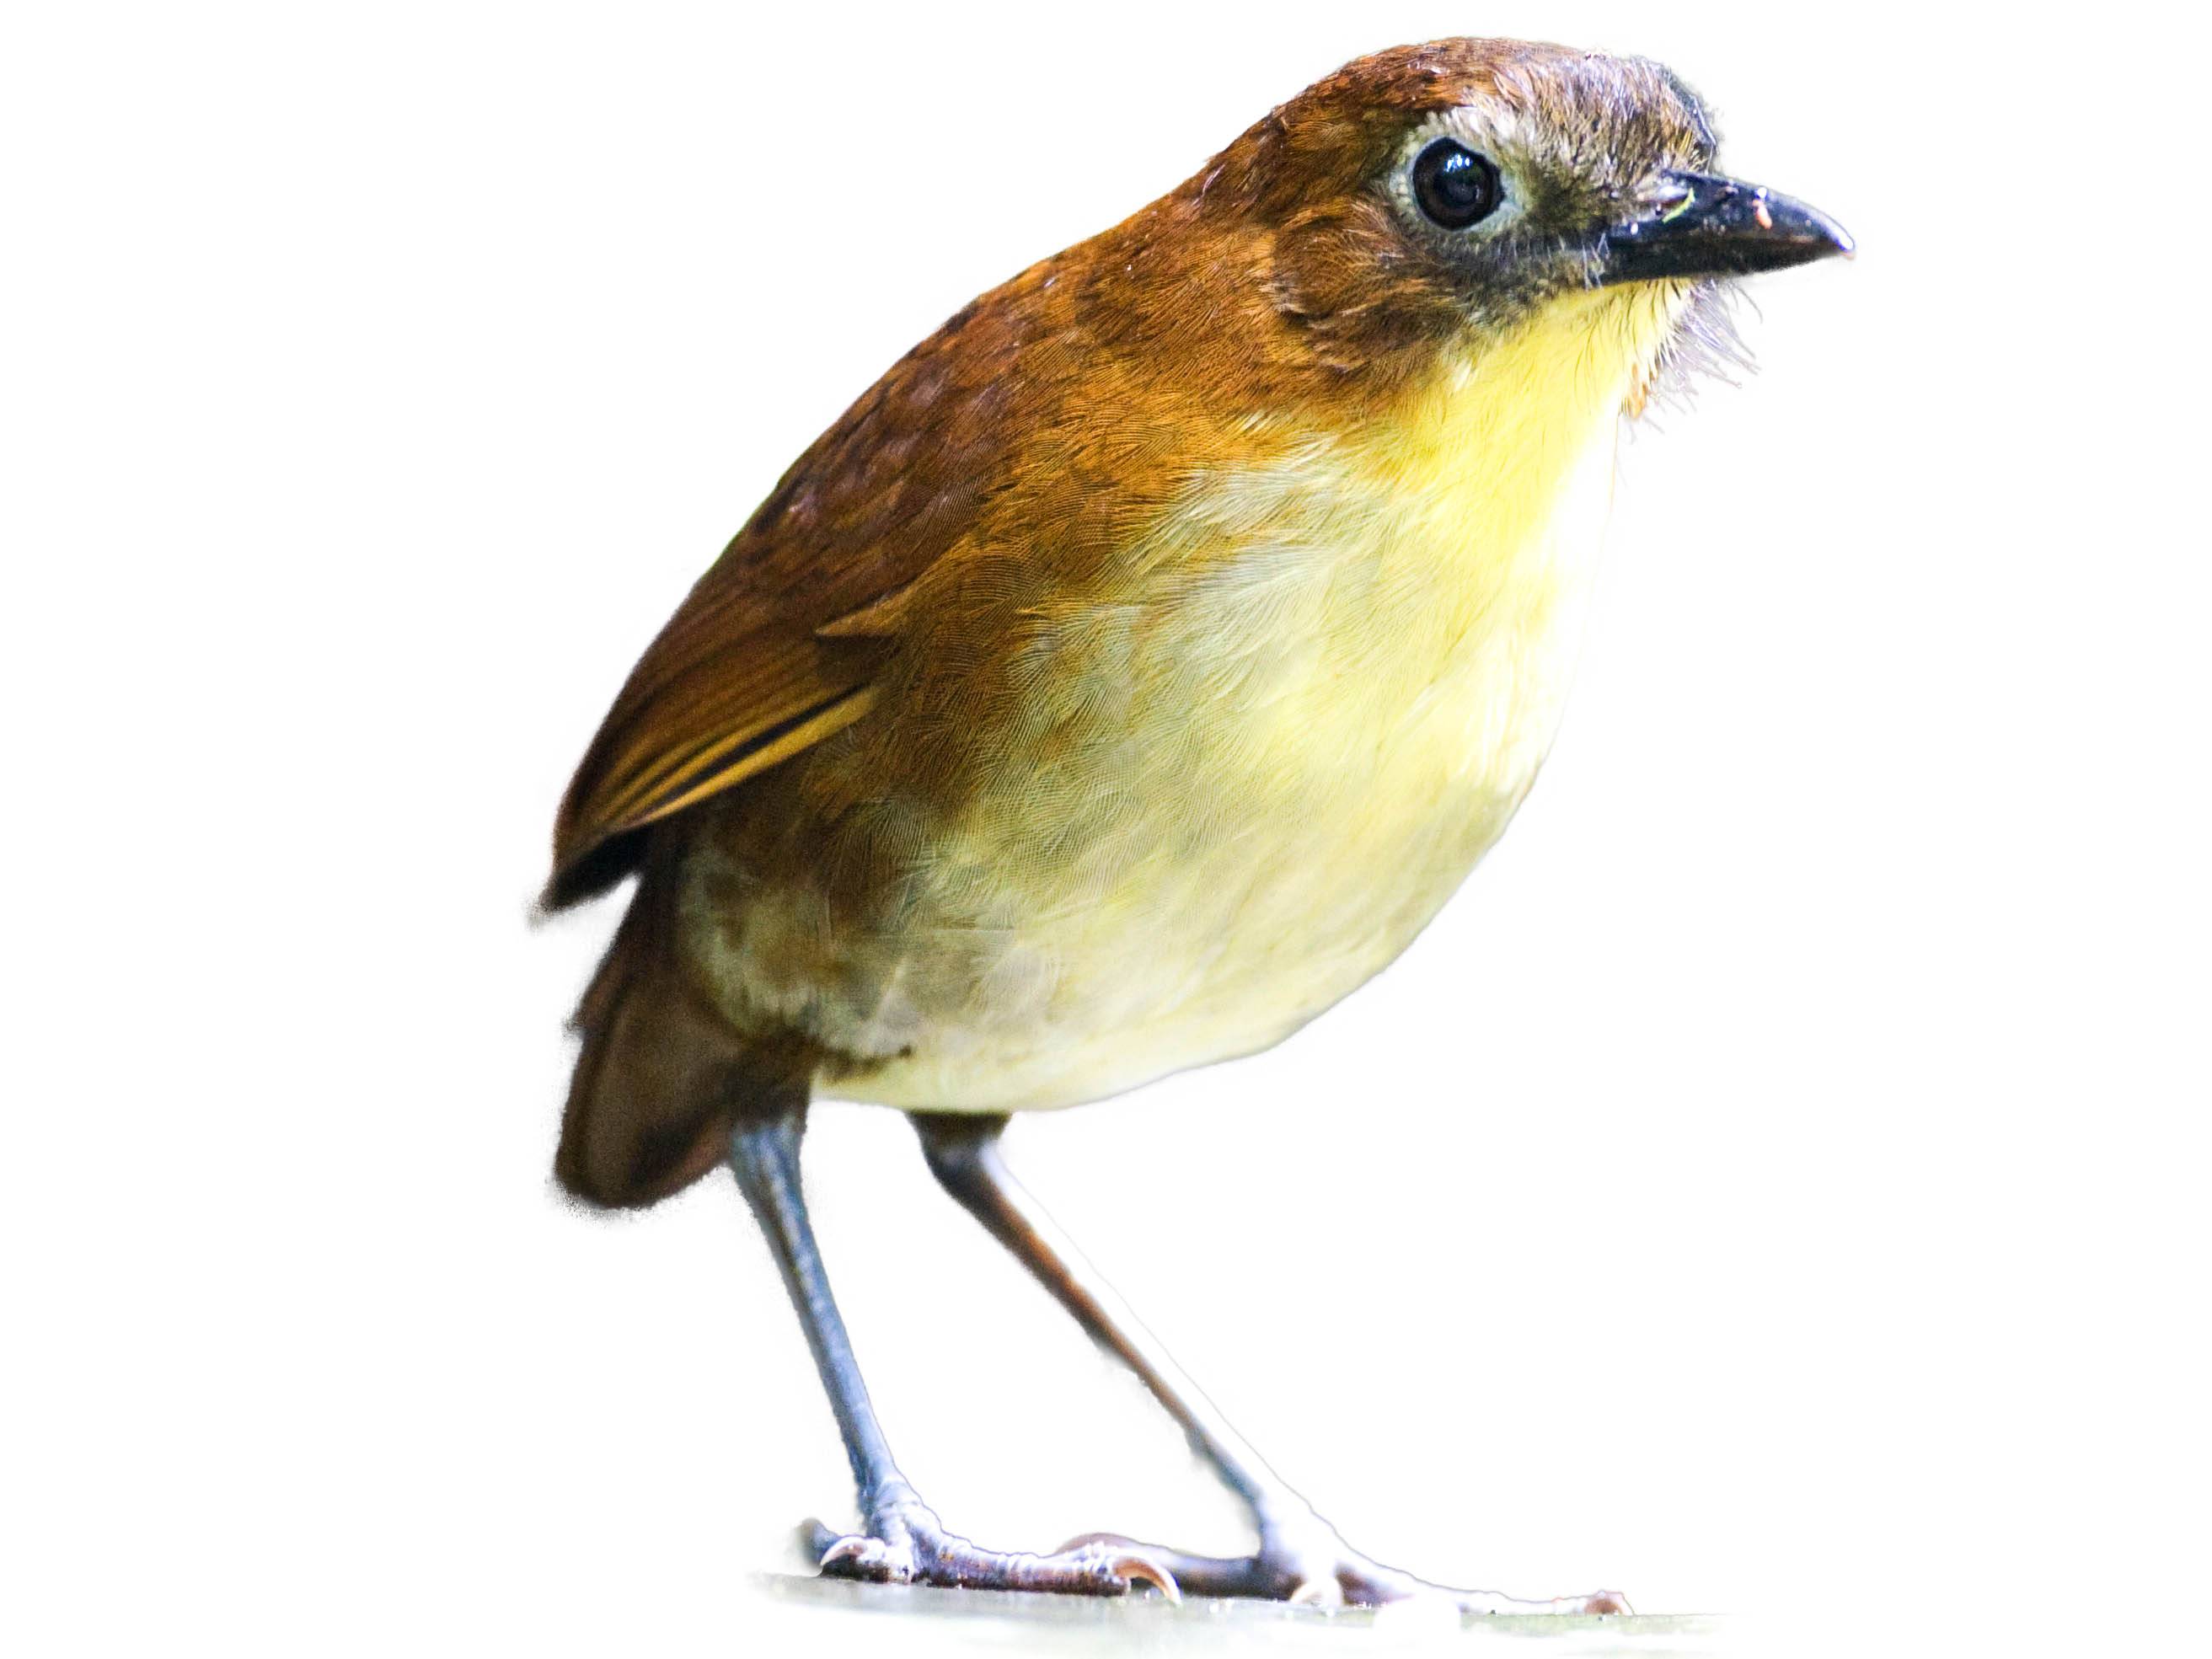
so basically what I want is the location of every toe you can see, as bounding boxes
[815,1532,917,1584]
[1052,1533,1184,1601]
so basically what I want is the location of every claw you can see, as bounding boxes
[1288,1573,1345,1611]
[1106,1549,1182,1605]
[817,1534,877,1571]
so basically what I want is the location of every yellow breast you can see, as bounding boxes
[814,286,1690,1110]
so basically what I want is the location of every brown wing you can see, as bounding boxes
[545,124,1355,912]
[544,286,1044,910]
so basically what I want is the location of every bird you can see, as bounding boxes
[542,35,1850,1614]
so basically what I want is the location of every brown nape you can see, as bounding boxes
[554,848,812,1208]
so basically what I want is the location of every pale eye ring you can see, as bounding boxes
[1411,139,1502,230]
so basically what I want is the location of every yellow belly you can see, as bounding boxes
[762,288,1685,1110]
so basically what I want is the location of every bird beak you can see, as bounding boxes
[1597,171,1854,285]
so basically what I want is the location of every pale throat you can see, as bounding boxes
[1355,282,1696,593]
[1188,281,1695,800]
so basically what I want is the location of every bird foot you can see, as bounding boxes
[805,1491,1181,1601]
[1058,1511,1629,1616]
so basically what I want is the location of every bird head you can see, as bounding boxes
[1141,40,1851,392]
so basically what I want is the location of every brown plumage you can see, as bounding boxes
[544,40,1776,1210]
[541,35,1848,1609]
[550,40,1642,910]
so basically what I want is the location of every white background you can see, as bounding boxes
[7,3,2205,1655]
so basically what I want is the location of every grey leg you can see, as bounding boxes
[726,1099,1176,1598]
[912,1111,1628,1614]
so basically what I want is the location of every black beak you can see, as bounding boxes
[1598,172,1853,285]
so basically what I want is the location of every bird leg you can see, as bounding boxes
[912,1111,1628,1616]
[726,1100,1178,1600]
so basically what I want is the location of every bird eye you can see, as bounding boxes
[1411,139,1502,230]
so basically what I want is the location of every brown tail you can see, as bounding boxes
[554,867,808,1209]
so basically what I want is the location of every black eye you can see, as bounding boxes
[1411,139,1502,230]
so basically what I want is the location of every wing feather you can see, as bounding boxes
[544,280,1044,909]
